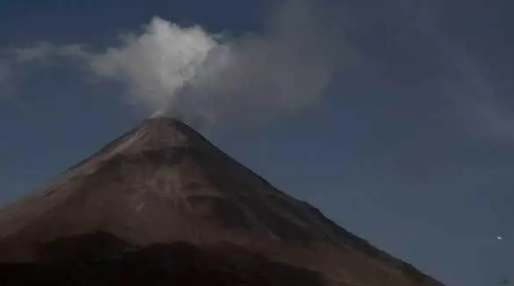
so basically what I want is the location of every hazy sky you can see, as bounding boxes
[0,1,513,285]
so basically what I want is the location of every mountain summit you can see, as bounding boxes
[0,118,445,286]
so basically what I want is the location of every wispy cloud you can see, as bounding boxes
[395,0,514,143]
[13,42,56,63]
[0,42,67,95]
[0,62,11,83]
[0,62,13,95]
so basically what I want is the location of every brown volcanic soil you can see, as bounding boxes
[0,118,446,286]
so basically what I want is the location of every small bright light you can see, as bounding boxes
[497,235,503,240]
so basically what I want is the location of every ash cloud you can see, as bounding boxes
[0,0,349,127]
[1,0,512,139]
[166,0,347,126]
[75,0,348,126]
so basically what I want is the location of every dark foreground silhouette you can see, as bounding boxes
[0,232,326,286]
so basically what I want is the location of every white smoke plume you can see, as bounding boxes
[0,0,349,127]
[81,0,347,126]
[86,18,220,114]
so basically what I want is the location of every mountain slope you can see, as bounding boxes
[0,118,445,286]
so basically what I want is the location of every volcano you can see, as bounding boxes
[0,118,444,286]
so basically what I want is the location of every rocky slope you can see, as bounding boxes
[0,118,446,286]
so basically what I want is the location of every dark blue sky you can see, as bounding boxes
[1,1,513,285]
